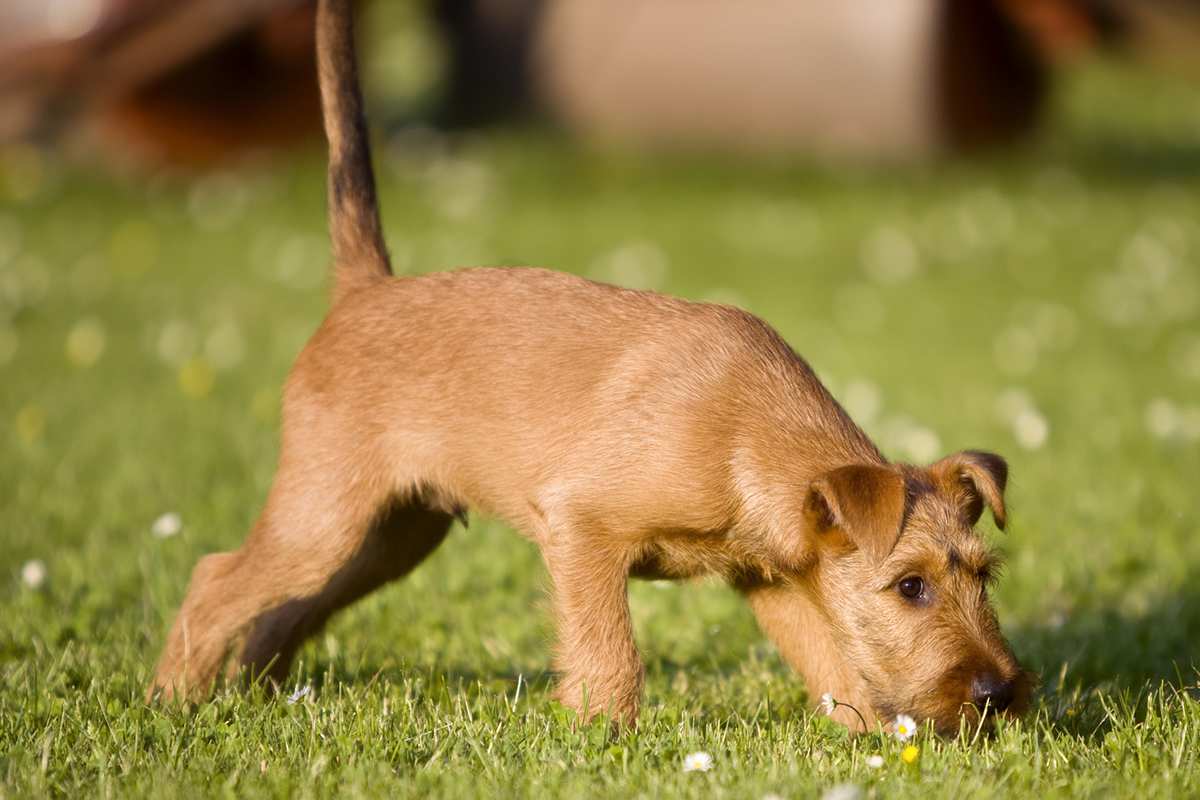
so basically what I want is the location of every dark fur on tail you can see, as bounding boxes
[316,0,391,302]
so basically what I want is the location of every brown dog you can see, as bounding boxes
[148,0,1030,734]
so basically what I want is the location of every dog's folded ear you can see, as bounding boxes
[930,450,1008,530]
[803,464,907,561]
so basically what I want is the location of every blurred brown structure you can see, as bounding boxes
[0,0,1190,166]
[0,0,322,165]
[1003,0,1121,56]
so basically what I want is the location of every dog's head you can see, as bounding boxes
[800,451,1030,734]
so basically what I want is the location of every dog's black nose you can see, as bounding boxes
[971,673,1015,712]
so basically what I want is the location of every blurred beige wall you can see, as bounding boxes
[536,0,942,158]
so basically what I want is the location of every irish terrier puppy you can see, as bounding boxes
[148,0,1031,735]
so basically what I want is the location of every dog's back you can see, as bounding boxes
[300,258,878,551]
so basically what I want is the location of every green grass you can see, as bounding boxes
[3,60,1200,798]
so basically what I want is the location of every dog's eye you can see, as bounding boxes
[898,576,924,599]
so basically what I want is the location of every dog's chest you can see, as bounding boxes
[629,532,751,581]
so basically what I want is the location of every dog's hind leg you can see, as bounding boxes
[147,410,453,702]
[234,501,454,687]
[146,466,380,701]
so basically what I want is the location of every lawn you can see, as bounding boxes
[2,59,1200,798]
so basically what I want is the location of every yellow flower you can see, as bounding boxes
[178,357,215,398]
[901,745,920,765]
[15,404,46,444]
[65,318,106,367]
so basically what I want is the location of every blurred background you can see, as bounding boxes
[2,0,1200,719]
[0,0,1198,165]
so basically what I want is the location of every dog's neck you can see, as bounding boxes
[727,369,886,570]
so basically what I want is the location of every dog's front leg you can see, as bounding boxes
[543,534,643,726]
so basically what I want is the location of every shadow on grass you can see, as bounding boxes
[296,651,756,700]
[296,656,555,700]
[263,567,1200,739]
[1014,575,1200,692]
[1061,135,1200,182]
[291,582,1200,717]
[1006,574,1200,738]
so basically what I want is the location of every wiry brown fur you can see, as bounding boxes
[147,0,1031,734]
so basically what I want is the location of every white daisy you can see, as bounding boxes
[151,512,182,539]
[893,713,917,742]
[865,754,885,769]
[287,685,311,704]
[819,692,836,715]
[21,559,47,589]
[682,751,713,772]
[1013,408,1049,450]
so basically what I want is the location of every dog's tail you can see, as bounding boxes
[316,0,391,303]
